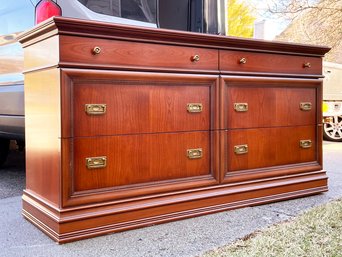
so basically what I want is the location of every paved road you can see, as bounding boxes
[0,142,341,257]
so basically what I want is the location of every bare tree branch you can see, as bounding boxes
[269,0,342,63]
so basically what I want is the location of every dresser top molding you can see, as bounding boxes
[19,17,330,57]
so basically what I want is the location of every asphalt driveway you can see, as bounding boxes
[0,141,341,257]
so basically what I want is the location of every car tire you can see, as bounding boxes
[0,138,10,167]
[323,115,342,142]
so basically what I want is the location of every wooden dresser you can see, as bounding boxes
[19,17,330,243]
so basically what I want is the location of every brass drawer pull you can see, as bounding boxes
[86,156,107,169]
[85,104,107,115]
[187,103,203,113]
[187,148,203,159]
[92,46,101,55]
[303,62,311,68]
[234,144,248,154]
[191,54,200,62]
[239,57,247,64]
[300,102,312,111]
[234,103,248,112]
[300,140,312,149]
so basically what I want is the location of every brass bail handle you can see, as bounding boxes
[234,103,248,112]
[86,156,107,169]
[234,144,248,155]
[300,102,312,111]
[300,140,312,149]
[187,148,203,159]
[85,104,107,115]
[187,103,203,113]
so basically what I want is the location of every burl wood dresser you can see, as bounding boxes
[19,17,330,243]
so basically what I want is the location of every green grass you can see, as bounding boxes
[202,198,342,257]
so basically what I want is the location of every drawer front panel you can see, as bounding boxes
[73,132,211,192]
[73,83,210,136]
[220,50,322,75]
[225,86,316,128]
[60,35,219,71]
[226,126,316,172]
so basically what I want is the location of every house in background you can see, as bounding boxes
[275,0,342,64]
[273,0,342,142]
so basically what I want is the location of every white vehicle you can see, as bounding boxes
[0,0,226,166]
[322,62,342,142]
[0,0,158,166]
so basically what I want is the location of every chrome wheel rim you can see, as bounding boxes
[324,115,342,140]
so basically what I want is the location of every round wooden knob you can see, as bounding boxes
[92,46,101,55]
[303,62,311,68]
[239,57,247,64]
[191,54,200,62]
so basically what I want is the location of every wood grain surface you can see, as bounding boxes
[20,17,329,243]
[24,69,61,206]
[60,35,219,71]
[221,76,321,129]
[220,50,322,75]
[226,126,316,171]
[72,132,211,192]
[73,81,211,136]
[61,69,219,138]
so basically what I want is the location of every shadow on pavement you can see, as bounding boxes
[0,150,25,199]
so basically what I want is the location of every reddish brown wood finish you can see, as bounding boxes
[221,76,320,129]
[226,126,316,172]
[61,131,220,207]
[72,75,214,136]
[60,35,219,71]
[220,50,322,75]
[72,132,211,191]
[227,87,316,128]
[22,170,327,243]
[24,69,61,206]
[19,17,329,243]
[316,83,324,167]
[19,17,330,57]
[61,69,219,138]
[73,83,209,135]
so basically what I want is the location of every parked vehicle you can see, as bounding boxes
[0,0,227,167]
[322,62,342,142]
[0,0,158,166]
[0,0,230,166]
[0,0,33,166]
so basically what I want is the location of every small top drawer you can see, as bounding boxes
[220,50,322,75]
[60,35,219,71]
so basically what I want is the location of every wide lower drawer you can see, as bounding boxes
[223,77,318,129]
[71,132,211,192]
[63,70,217,137]
[220,50,322,75]
[60,35,219,71]
[226,126,316,172]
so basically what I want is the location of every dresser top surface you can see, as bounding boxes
[19,17,330,57]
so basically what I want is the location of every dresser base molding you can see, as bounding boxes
[22,171,327,244]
